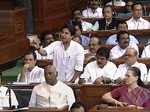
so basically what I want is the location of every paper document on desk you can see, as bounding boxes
[12,82,29,85]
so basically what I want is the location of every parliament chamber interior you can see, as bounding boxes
[0,0,150,112]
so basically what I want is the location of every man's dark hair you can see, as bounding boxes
[25,50,37,60]
[61,25,75,36]
[70,102,85,111]
[40,30,54,42]
[102,5,113,14]
[117,31,129,43]
[96,47,110,59]
[117,21,128,29]
[131,2,142,10]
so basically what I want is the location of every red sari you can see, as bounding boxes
[111,86,150,108]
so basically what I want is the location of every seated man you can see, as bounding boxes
[70,102,85,112]
[102,67,150,108]
[117,0,133,17]
[84,37,100,65]
[81,0,102,31]
[126,2,150,30]
[29,64,75,109]
[82,0,103,18]
[74,24,90,48]
[114,48,148,83]
[67,10,82,31]
[106,21,139,45]
[17,51,45,84]
[0,85,18,108]
[33,31,54,60]
[141,44,150,58]
[80,47,117,84]
[98,5,120,30]
[110,31,138,60]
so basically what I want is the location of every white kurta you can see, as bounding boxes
[106,34,139,45]
[29,81,75,109]
[110,43,139,59]
[126,17,150,30]
[0,86,18,108]
[80,61,117,83]
[141,45,150,58]
[45,40,84,82]
[82,7,103,18]
[17,66,45,84]
[114,62,148,82]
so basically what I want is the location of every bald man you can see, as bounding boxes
[114,48,148,82]
[84,37,100,65]
[29,65,75,109]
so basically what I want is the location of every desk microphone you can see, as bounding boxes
[6,82,15,110]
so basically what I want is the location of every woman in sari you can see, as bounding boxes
[102,67,150,108]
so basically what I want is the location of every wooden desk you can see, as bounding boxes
[21,107,68,112]
[83,29,150,39]
[79,84,115,110]
[89,106,150,112]
[82,16,150,23]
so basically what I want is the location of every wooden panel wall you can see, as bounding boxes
[32,0,86,33]
[0,8,29,65]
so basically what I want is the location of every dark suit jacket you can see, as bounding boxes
[98,18,120,30]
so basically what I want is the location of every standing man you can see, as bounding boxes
[34,26,85,83]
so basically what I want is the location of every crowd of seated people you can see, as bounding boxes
[1,0,150,111]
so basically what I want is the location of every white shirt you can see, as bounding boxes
[17,66,45,84]
[114,62,148,81]
[126,17,150,30]
[110,43,139,59]
[141,45,150,58]
[80,61,117,83]
[45,40,84,82]
[29,81,75,109]
[82,7,103,18]
[106,0,126,6]
[81,21,99,31]
[106,34,139,45]
[0,86,18,108]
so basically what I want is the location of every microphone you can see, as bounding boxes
[6,82,15,110]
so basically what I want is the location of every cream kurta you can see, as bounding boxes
[29,81,75,109]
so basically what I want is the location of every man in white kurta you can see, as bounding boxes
[80,47,117,84]
[141,45,150,58]
[17,66,45,84]
[80,60,117,83]
[44,40,84,82]
[17,51,45,84]
[29,65,75,109]
[126,3,150,30]
[0,86,18,108]
[114,48,148,82]
[106,21,139,45]
[109,31,139,60]
[110,43,138,60]
[82,0,103,18]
